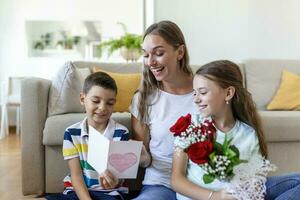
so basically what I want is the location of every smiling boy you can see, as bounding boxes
[46,71,129,200]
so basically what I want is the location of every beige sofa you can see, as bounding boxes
[243,59,300,175]
[21,59,300,196]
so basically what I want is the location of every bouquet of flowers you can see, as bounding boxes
[170,113,277,200]
[170,113,246,184]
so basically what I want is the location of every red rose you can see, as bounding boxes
[202,120,216,140]
[187,140,214,164]
[170,114,192,136]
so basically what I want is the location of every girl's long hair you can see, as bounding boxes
[195,60,268,158]
[138,21,193,122]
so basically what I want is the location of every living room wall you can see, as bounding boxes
[154,0,300,65]
[0,0,144,125]
[0,0,143,81]
[2,0,300,81]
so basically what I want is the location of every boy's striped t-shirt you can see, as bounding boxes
[62,117,129,193]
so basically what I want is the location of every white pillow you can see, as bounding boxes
[77,67,92,84]
[48,61,91,116]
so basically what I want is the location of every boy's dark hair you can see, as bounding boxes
[83,71,117,94]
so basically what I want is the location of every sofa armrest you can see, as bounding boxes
[21,77,51,195]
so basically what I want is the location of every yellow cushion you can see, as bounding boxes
[267,70,300,110]
[92,66,141,112]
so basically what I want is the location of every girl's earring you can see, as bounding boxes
[176,60,180,67]
[226,100,229,105]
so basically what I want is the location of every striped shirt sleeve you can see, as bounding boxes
[113,122,130,141]
[63,129,79,160]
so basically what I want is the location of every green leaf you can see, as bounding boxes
[222,135,233,152]
[231,157,247,166]
[209,152,216,164]
[225,148,236,159]
[229,145,240,157]
[203,174,215,184]
[225,165,233,174]
[237,159,248,165]
[227,173,234,180]
[213,141,223,154]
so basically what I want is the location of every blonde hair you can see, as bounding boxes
[195,60,268,158]
[138,21,193,122]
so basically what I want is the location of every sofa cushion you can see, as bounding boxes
[93,66,141,112]
[43,112,132,146]
[259,111,300,142]
[72,61,142,73]
[77,67,92,83]
[48,61,143,116]
[267,70,300,110]
[244,59,300,110]
[48,62,89,116]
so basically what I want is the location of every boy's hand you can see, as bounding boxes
[140,144,152,168]
[99,169,119,189]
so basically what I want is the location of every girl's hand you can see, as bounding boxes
[140,144,151,168]
[212,189,236,200]
[99,169,119,189]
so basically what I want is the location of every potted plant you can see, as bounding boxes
[33,32,53,50]
[98,23,143,62]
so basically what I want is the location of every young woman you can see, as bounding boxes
[130,20,196,200]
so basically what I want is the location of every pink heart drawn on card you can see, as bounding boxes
[108,152,137,173]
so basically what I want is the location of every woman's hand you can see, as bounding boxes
[212,189,236,200]
[99,169,120,189]
[140,144,152,168]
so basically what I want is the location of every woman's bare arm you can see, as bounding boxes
[131,114,152,168]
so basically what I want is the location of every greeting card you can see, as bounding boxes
[87,126,142,179]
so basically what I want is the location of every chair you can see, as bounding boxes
[0,77,24,139]
[0,81,8,139]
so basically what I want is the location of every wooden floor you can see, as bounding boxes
[0,130,44,200]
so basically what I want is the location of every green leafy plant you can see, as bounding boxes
[201,135,247,184]
[56,31,81,49]
[99,33,142,56]
[34,31,81,50]
[33,32,53,50]
[97,22,142,57]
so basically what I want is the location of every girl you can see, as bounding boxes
[170,60,297,200]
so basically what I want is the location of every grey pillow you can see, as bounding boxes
[48,61,90,116]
